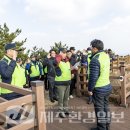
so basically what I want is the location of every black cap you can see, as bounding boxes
[70,47,75,51]
[5,43,22,51]
[87,47,91,51]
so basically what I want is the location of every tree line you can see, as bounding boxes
[0,23,68,61]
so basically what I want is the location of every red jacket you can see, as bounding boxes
[55,55,69,64]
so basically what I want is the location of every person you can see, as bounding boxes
[43,49,57,103]
[70,47,77,65]
[69,47,78,99]
[26,54,42,86]
[43,56,49,91]
[88,39,112,130]
[0,43,25,100]
[86,47,93,104]
[107,49,116,62]
[81,49,88,66]
[76,50,82,62]
[24,58,31,87]
[55,48,71,118]
[0,43,27,128]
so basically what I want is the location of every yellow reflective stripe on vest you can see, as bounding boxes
[55,61,71,81]
[30,62,40,77]
[87,54,91,66]
[94,52,110,88]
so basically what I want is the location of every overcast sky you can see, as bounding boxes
[0,0,130,55]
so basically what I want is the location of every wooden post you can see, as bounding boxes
[111,61,114,72]
[120,62,128,108]
[31,81,46,130]
[117,55,120,67]
[82,66,87,92]
[76,67,82,97]
[128,55,130,64]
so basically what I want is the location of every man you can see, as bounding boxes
[86,47,93,104]
[69,47,77,98]
[0,43,27,128]
[43,49,57,103]
[0,43,25,100]
[107,49,116,62]
[55,48,71,118]
[88,39,112,130]
[70,47,77,66]
[26,55,42,84]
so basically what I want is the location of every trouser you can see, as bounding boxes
[88,95,93,102]
[56,85,70,112]
[70,76,76,95]
[92,90,111,130]
[30,76,39,82]
[40,75,44,81]
[48,76,57,100]
[44,73,49,90]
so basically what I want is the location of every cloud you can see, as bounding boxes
[24,0,106,23]
[16,15,130,55]
[78,15,130,54]
[2,0,130,55]
[0,0,10,16]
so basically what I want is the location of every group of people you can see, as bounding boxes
[0,39,115,130]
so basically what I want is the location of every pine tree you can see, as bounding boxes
[30,46,47,59]
[50,41,68,53]
[0,23,27,59]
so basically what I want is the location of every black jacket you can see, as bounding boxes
[0,56,16,84]
[43,57,57,78]
[70,54,77,66]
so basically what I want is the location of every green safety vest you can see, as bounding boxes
[92,52,110,88]
[39,61,44,75]
[55,61,71,82]
[30,62,40,78]
[87,53,92,66]
[0,56,26,94]
[44,66,47,74]
[87,53,92,76]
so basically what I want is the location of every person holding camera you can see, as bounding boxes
[43,49,57,103]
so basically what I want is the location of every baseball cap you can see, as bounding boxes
[5,43,22,51]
